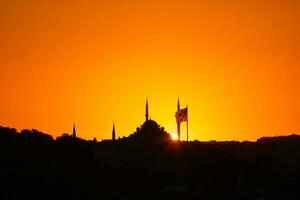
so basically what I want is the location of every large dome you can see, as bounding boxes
[128,119,171,143]
[142,119,159,130]
[125,100,172,143]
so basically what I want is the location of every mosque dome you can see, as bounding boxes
[126,100,172,144]
[142,119,159,130]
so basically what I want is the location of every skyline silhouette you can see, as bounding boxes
[1,122,300,199]
[0,96,299,199]
[0,1,299,199]
[0,98,298,143]
[2,98,298,142]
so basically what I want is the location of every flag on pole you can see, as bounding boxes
[176,107,188,123]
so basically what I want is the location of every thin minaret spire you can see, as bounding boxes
[145,98,149,121]
[72,123,76,138]
[112,122,116,141]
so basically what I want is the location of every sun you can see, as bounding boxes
[170,133,178,140]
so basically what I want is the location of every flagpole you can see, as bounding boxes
[187,105,189,142]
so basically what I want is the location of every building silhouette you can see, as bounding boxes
[125,99,171,143]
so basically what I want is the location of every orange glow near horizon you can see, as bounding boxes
[171,133,179,141]
[0,0,299,141]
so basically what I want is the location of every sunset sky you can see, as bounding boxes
[0,0,299,141]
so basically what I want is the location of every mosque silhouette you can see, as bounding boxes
[116,99,172,144]
[1,100,300,199]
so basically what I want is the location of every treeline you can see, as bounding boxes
[0,126,91,143]
[0,125,300,199]
[1,125,300,145]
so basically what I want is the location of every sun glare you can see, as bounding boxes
[171,133,178,140]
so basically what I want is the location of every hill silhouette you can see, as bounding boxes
[0,125,300,199]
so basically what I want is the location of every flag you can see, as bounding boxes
[176,107,188,123]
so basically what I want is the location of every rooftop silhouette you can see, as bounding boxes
[1,124,300,199]
[0,100,299,199]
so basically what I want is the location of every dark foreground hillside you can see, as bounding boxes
[0,125,300,200]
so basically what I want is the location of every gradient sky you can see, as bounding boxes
[0,0,299,141]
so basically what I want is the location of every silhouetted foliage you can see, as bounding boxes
[0,125,300,199]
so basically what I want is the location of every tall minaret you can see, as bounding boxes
[112,123,116,141]
[145,99,149,121]
[177,98,181,140]
[72,123,76,138]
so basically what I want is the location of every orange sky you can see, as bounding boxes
[0,0,299,141]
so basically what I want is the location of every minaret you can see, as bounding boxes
[112,123,116,141]
[177,98,181,140]
[145,99,149,121]
[72,123,76,138]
